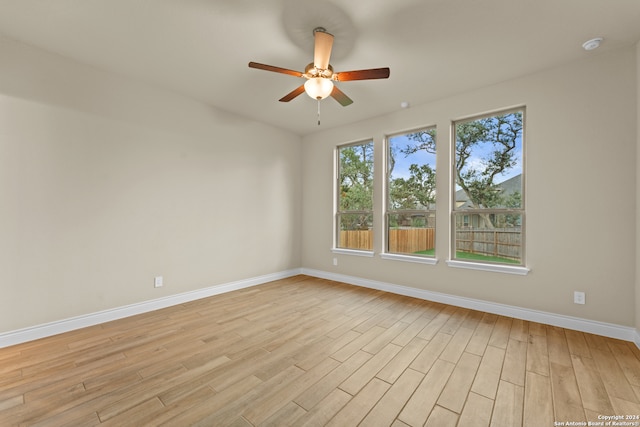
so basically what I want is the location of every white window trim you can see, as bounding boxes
[451,107,527,269]
[331,248,375,257]
[383,125,438,261]
[380,253,438,265]
[446,259,530,275]
[334,139,375,253]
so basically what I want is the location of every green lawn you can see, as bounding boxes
[414,249,435,256]
[414,249,520,264]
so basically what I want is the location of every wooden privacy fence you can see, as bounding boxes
[455,228,521,260]
[340,227,521,260]
[388,228,435,253]
[339,230,373,250]
[339,228,435,252]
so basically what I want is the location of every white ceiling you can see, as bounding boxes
[0,0,639,136]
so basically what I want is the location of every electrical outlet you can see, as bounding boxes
[573,291,585,305]
[154,276,163,288]
[333,257,338,266]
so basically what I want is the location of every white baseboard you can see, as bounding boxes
[3,267,638,349]
[302,268,640,346]
[0,268,303,349]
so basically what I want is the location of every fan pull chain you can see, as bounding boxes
[317,100,321,126]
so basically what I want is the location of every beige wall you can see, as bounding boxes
[0,36,302,333]
[1,33,637,336]
[302,47,637,327]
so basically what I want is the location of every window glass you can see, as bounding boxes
[337,141,374,250]
[452,109,525,265]
[386,127,436,257]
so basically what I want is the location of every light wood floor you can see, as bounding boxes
[1,275,639,426]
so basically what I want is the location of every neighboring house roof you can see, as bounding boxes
[455,174,521,209]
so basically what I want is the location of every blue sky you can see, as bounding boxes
[388,133,436,180]
[388,131,522,185]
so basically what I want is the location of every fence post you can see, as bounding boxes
[470,229,475,254]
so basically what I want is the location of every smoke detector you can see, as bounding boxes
[582,38,603,51]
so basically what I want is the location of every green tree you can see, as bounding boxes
[389,164,436,209]
[503,190,522,227]
[390,129,437,210]
[406,113,522,229]
[401,128,436,156]
[339,143,374,230]
[454,113,522,212]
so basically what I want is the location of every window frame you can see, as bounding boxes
[333,139,375,255]
[381,126,438,265]
[447,107,529,275]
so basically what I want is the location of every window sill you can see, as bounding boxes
[331,248,375,257]
[446,260,530,276]
[380,253,438,265]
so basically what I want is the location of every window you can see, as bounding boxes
[451,108,525,267]
[336,140,374,251]
[385,127,437,259]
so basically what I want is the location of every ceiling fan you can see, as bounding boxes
[248,27,390,108]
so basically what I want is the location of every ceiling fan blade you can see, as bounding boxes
[279,85,306,102]
[330,85,353,106]
[313,30,334,70]
[334,68,390,81]
[248,62,303,77]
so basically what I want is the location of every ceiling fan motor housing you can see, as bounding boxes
[304,63,333,79]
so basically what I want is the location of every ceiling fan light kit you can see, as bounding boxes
[304,77,334,100]
[249,26,390,124]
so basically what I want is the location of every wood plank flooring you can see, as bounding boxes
[1,275,639,426]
